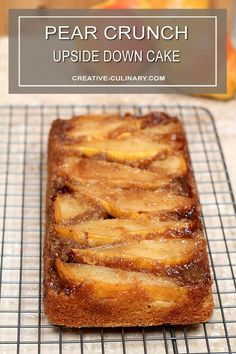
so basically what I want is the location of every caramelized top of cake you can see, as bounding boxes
[46,112,211,300]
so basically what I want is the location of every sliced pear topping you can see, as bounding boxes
[115,121,181,140]
[118,128,184,151]
[63,136,174,162]
[71,238,196,269]
[56,259,187,302]
[149,155,187,177]
[65,113,181,141]
[68,183,195,218]
[54,194,84,222]
[55,218,194,246]
[61,157,170,189]
[54,193,105,223]
[142,121,182,136]
[66,114,141,140]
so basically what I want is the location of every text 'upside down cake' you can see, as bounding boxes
[44,112,214,327]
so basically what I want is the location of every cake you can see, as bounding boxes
[44,112,213,327]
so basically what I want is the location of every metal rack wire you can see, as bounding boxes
[0,104,235,354]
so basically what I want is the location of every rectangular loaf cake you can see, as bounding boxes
[44,112,213,327]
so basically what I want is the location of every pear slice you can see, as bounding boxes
[142,121,182,136]
[54,193,105,223]
[55,218,195,247]
[56,259,187,303]
[117,127,184,151]
[71,238,197,270]
[131,125,183,143]
[63,136,174,162]
[116,121,181,140]
[61,157,170,190]
[149,155,187,177]
[68,183,195,218]
[66,114,141,140]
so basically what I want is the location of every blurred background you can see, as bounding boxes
[1,0,235,33]
[0,0,235,191]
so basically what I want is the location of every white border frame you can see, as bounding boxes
[18,15,218,88]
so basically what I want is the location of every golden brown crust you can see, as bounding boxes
[44,112,213,327]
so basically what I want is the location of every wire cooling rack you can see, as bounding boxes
[0,104,235,354]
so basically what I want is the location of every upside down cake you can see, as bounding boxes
[44,112,214,327]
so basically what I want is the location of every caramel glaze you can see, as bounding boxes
[44,112,213,324]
